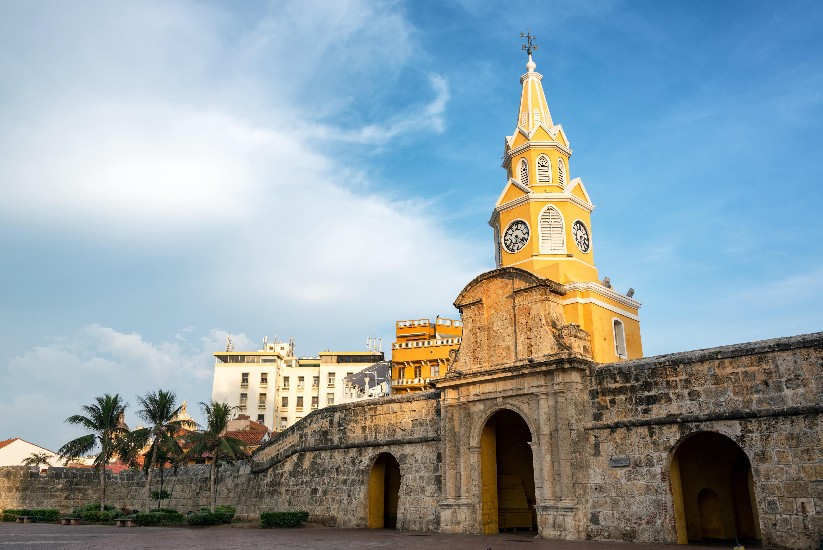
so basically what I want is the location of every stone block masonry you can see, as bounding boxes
[587,333,823,549]
[1,391,441,530]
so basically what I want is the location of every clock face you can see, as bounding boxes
[572,220,590,253]
[503,220,530,253]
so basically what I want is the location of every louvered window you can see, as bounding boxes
[539,206,565,254]
[558,158,566,187]
[537,155,551,184]
[519,159,529,186]
[613,319,627,358]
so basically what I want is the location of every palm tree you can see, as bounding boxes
[58,394,129,511]
[136,390,183,510]
[182,401,247,512]
[115,428,150,470]
[22,452,52,471]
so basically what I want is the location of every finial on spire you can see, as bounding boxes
[520,29,538,56]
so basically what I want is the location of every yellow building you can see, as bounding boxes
[391,317,462,393]
[490,45,642,362]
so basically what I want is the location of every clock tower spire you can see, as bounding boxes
[489,35,643,362]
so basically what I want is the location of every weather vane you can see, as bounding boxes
[520,29,538,56]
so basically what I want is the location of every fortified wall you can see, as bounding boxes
[0,391,441,530]
[586,333,823,549]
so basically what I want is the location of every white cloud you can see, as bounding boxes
[0,325,257,451]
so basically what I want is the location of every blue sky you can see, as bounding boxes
[1,0,821,451]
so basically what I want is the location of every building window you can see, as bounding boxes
[282,376,289,389]
[312,376,319,387]
[414,364,422,378]
[296,396,303,410]
[613,319,627,359]
[241,372,249,386]
[558,158,566,187]
[258,393,266,408]
[328,373,335,387]
[519,158,529,186]
[533,109,541,125]
[432,364,440,378]
[327,393,335,405]
[280,417,287,429]
[257,414,265,423]
[539,205,566,254]
[537,155,551,184]
[260,372,267,385]
[239,393,247,405]
[397,366,406,380]
[311,396,318,409]
[298,376,304,389]
[281,396,288,408]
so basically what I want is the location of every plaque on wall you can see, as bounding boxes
[609,457,630,468]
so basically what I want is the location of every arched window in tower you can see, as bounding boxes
[539,205,565,254]
[557,158,566,187]
[613,319,627,359]
[536,155,551,184]
[519,159,529,186]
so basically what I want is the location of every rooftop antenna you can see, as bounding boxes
[226,335,234,352]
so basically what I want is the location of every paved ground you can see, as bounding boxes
[0,523,740,550]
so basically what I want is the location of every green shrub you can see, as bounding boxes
[29,509,59,522]
[260,511,307,528]
[134,510,184,526]
[78,509,119,523]
[185,510,223,526]
[1,509,59,523]
[2,510,24,522]
[214,505,236,524]
[71,503,116,515]
[183,506,235,526]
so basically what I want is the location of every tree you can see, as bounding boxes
[136,390,183,511]
[182,402,247,512]
[58,394,128,511]
[22,452,52,470]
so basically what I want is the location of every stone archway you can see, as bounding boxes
[670,432,761,544]
[367,452,401,529]
[480,409,537,534]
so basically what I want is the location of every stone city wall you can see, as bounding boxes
[0,391,442,530]
[586,332,823,550]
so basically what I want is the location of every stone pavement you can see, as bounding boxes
[0,522,738,550]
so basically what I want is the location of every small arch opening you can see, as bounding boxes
[670,432,761,545]
[480,409,537,534]
[367,452,401,529]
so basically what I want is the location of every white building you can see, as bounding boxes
[0,438,60,469]
[211,337,385,431]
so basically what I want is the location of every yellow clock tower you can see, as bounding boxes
[490,35,643,362]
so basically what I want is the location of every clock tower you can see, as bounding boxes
[490,37,643,362]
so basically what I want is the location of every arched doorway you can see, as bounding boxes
[480,409,537,533]
[367,452,401,529]
[670,432,761,545]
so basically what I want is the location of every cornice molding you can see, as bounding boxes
[563,281,642,310]
[490,192,594,225]
[503,140,573,169]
